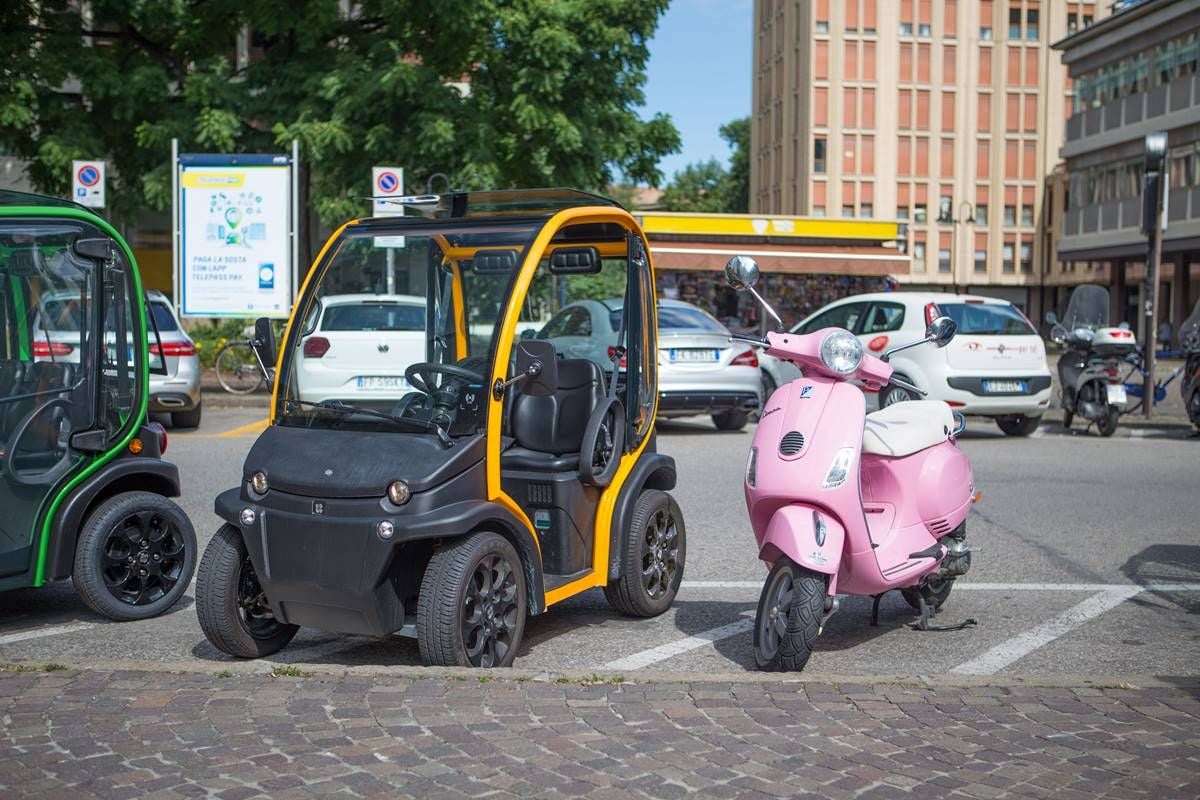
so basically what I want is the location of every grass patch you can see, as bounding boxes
[0,662,68,673]
[270,665,313,678]
[212,670,234,678]
[476,675,492,684]
[555,673,625,686]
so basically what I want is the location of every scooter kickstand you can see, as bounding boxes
[870,593,885,626]
[910,594,978,632]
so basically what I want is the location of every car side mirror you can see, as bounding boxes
[1044,310,1058,325]
[252,317,277,373]
[514,339,558,397]
[926,316,956,348]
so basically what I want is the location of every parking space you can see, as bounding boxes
[2,406,1198,679]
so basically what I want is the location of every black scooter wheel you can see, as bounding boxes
[1097,407,1120,437]
[73,491,196,621]
[754,558,825,672]
[196,524,298,658]
[417,532,527,668]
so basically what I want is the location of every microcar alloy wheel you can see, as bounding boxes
[603,490,686,618]
[753,558,824,672]
[196,524,299,658]
[73,491,197,621]
[417,532,527,668]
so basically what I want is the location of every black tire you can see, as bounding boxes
[995,414,1041,437]
[1186,388,1200,432]
[1062,408,1074,429]
[603,490,686,618]
[1097,406,1120,437]
[753,558,825,672]
[901,577,954,611]
[196,524,298,658]
[881,375,917,407]
[172,401,202,429]
[712,409,748,431]
[417,532,527,668]
[73,491,196,621]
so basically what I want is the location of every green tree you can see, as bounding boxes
[658,116,749,214]
[0,1,680,227]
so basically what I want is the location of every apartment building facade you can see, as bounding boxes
[751,0,1106,312]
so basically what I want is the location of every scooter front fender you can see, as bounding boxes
[759,504,845,581]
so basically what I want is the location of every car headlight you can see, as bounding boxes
[387,480,411,505]
[819,330,864,375]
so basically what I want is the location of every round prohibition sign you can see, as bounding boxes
[376,171,399,194]
[77,165,101,187]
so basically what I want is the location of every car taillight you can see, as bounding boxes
[1104,365,1120,381]
[303,336,330,358]
[32,341,74,357]
[150,342,196,356]
[731,349,759,368]
[924,302,941,326]
[606,346,627,368]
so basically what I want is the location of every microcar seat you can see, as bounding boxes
[501,357,605,472]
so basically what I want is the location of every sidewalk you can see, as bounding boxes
[2,667,1197,799]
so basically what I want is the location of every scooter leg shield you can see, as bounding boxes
[759,505,845,583]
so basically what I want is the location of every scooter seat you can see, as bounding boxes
[862,400,954,458]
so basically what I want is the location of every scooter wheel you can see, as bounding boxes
[753,558,825,672]
[1097,407,1120,437]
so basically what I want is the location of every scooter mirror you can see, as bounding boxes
[926,315,957,348]
[724,255,760,291]
[1044,310,1058,325]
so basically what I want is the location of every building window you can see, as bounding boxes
[913,241,927,259]
[816,20,829,34]
[814,138,827,173]
[813,205,826,217]
[1067,12,1078,34]
[918,23,932,38]
[974,248,987,272]
[841,205,855,218]
[914,203,928,223]
[1020,204,1034,226]
[861,203,874,218]
[897,205,910,221]
[1025,9,1038,40]
[981,26,993,41]
[1083,15,1092,28]
[1008,7,1021,40]
[938,196,953,222]
[1019,242,1033,273]
[1002,242,1015,273]
[976,204,988,224]
[899,22,914,36]
[1003,205,1016,225]
[938,249,951,273]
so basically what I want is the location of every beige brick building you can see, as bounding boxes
[751,0,1108,309]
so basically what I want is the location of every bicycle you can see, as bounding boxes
[1120,345,1185,415]
[214,339,266,394]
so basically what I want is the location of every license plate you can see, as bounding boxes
[356,375,408,390]
[669,348,720,363]
[1106,383,1127,404]
[982,379,1026,393]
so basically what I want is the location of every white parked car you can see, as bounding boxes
[775,292,1052,436]
[294,294,426,408]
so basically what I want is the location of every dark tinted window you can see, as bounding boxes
[656,304,727,333]
[321,303,425,332]
[941,303,1036,335]
[149,301,179,332]
[39,297,84,331]
[797,301,868,334]
[539,306,593,339]
[860,302,905,333]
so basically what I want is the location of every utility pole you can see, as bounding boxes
[1141,132,1167,420]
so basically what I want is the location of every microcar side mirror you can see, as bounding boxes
[724,255,760,291]
[514,339,558,397]
[252,317,277,372]
[926,316,957,348]
[73,237,112,262]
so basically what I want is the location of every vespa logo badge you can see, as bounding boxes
[377,343,390,353]
[312,501,326,516]
[798,385,814,399]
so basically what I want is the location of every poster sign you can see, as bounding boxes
[176,152,295,318]
[71,160,106,208]
[371,166,406,248]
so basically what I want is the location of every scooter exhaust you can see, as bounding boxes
[937,530,971,579]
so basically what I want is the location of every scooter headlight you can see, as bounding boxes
[822,447,855,489]
[819,330,864,375]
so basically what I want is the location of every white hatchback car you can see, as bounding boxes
[294,294,426,408]
[778,292,1052,436]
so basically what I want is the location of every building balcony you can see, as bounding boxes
[1064,75,1199,155]
[1058,186,1200,261]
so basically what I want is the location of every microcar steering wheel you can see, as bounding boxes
[580,398,626,487]
[2,397,75,487]
[404,362,486,396]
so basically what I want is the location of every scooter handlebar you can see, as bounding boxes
[887,376,927,397]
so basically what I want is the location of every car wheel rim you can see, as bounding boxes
[883,387,910,407]
[640,508,680,599]
[237,554,281,638]
[100,511,185,606]
[758,567,794,661]
[462,553,519,667]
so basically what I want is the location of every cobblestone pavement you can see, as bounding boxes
[1,668,1198,799]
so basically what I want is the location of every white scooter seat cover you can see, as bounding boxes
[862,400,955,457]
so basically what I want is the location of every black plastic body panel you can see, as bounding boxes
[45,443,180,581]
[502,469,600,575]
[607,450,677,580]
[657,391,759,414]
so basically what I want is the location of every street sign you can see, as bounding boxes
[71,160,106,208]
[372,167,405,217]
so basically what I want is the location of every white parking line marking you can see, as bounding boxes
[950,586,1141,675]
[603,618,754,671]
[682,581,1200,592]
[0,622,95,646]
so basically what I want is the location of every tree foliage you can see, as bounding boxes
[0,0,680,227]
[658,116,749,214]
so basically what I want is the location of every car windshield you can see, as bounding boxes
[657,304,727,333]
[277,220,539,435]
[940,303,1036,335]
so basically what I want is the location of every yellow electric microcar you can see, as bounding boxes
[195,189,685,667]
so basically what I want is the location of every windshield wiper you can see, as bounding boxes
[285,399,453,447]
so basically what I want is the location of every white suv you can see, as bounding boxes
[778,292,1052,436]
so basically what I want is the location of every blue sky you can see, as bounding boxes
[641,0,753,184]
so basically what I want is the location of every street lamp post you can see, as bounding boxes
[1141,131,1167,420]
[938,202,976,294]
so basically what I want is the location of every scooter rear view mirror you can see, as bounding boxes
[926,316,957,348]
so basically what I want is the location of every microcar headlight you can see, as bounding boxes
[822,447,855,489]
[819,330,864,375]
[251,471,268,494]
[387,480,411,506]
[746,447,758,488]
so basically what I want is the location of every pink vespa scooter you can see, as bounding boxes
[724,257,978,671]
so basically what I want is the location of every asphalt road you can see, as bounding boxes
[2,404,1198,679]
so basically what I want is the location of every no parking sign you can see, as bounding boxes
[71,160,106,208]
[372,167,404,217]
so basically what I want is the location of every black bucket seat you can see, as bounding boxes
[501,358,605,472]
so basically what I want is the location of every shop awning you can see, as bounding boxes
[647,242,910,276]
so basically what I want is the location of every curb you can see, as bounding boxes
[1039,409,1194,431]
[3,658,1197,690]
